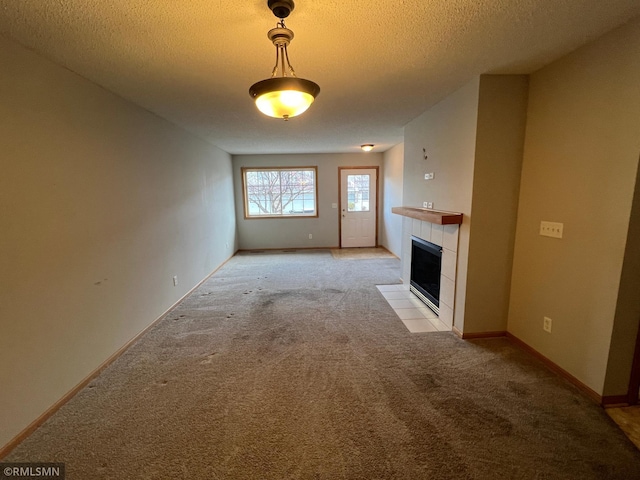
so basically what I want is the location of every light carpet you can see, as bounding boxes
[5,250,640,479]
[330,247,397,260]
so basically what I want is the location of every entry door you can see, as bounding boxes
[340,168,378,248]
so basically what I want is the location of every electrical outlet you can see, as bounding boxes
[308,233,313,239]
[173,276,178,286]
[424,172,434,180]
[427,202,433,209]
[540,221,563,239]
[543,316,552,333]
[423,202,429,208]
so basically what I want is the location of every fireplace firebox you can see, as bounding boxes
[410,236,442,315]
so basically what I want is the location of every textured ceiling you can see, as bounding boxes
[1,1,639,154]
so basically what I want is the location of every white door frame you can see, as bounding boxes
[338,166,379,248]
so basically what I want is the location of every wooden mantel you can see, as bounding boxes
[392,206,463,225]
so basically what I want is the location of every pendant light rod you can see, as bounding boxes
[282,38,296,76]
[268,22,296,78]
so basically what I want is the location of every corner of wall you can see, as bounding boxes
[461,75,529,335]
[603,155,640,397]
[381,144,405,256]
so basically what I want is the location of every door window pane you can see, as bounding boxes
[347,174,370,212]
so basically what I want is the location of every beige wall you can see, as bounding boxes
[402,19,640,396]
[232,153,383,250]
[508,18,640,395]
[464,75,528,334]
[402,76,527,333]
[381,144,404,256]
[402,78,480,330]
[0,36,237,447]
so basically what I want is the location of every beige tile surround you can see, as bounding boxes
[400,217,460,330]
[376,284,450,333]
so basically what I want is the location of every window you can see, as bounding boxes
[346,174,371,212]
[242,167,318,218]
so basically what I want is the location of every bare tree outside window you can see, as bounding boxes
[243,167,318,218]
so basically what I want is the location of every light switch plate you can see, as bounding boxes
[540,221,563,239]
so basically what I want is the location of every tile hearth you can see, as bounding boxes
[376,284,450,333]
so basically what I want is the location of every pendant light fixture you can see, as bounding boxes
[249,0,320,120]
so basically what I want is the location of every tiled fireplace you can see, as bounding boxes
[393,208,461,330]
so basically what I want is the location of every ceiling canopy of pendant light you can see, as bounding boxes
[249,0,320,120]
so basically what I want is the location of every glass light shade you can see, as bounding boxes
[250,77,320,119]
[255,90,314,118]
